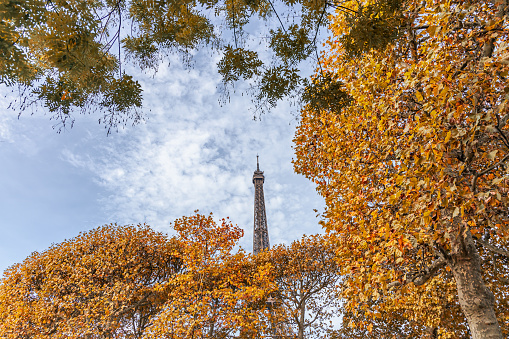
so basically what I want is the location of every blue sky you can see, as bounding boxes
[0,51,325,273]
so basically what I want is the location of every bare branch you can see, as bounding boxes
[477,239,509,258]
[326,2,357,14]
[266,0,286,34]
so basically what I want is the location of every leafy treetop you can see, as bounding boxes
[1,0,337,132]
[294,0,509,337]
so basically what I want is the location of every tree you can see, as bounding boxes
[143,212,276,339]
[1,0,145,133]
[0,213,281,339]
[1,0,330,131]
[260,234,341,339]
[293,0,509,338]
[333,245,509,339]
[0,223,182,338]
[332,276,470,339]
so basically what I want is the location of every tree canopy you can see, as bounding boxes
[0,223,181,338]
[143,212,276,339]
[293,0,509,338]
[0,214,343,339]
[3,0,509,337]
[0,0,331,131]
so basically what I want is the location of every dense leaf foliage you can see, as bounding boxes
[0,224,181,338]
[293,0,509,337]
[4,0,509,336]
[1,0,145,132]
[1,0,331,130]
[0,215,344,339]
[144,212,276,339]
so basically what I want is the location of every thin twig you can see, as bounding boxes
[495,114,509,150]
[232,0,238,48]
[326,2,357,14]
[452,58,472,79]
[315,47,324,78]
[478,153,509,177]
[312,3,327,47]
[267,0,287,33]
[311,2,327,79]
[118,2,122,76]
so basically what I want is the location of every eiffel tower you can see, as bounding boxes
[253,155,269,255]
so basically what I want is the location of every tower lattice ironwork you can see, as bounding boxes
[253,155,269,255]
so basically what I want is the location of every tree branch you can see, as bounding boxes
[482,0,508,58]
[477,239,509,258]
[411,258,447,286]
[326,3,357,14]
[495,114,509,149]
[387,255,447,290]
[477,153,509,177]
[266,0,286,34]
[387,280,401,289]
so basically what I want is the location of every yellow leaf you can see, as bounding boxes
[444,131,451,143]
[488,150,498,160]
[453,207,460,218]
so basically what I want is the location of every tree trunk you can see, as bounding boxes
[458,1,508,334]
[298,301,305,339]
[449,220,502,339]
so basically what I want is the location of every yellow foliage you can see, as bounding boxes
[294,0,509,337]
[0,224,180,338]
[144,212,277,339]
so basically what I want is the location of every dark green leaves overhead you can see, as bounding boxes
[270,24,312,64]
[218,46,263,83]
[1,0,129,131]
[256,66,300,107]
[339,0,406,57]
[302,71,352,114]
[2,0,339,130]
[127,0,215,49]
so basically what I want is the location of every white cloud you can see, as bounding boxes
[59,53,324,251]
[0,46,323,273]
[0,115,13,144]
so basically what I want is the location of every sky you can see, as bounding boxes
[0,51,326,273]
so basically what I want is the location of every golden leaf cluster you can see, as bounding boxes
[294,0,509,337]
[0,214,341,338]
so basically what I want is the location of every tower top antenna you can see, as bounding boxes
[257,154,259,171]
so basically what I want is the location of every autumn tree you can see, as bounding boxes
[331,276,470,338]
[259,234,341,339]
[334,242,507,338]
[0,223,182,338]
[144,212,277,339]
[334,247,509,339]
[293,0,509,338]
[0,213,281,339]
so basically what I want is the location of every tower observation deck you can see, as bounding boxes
[253,156,270,255]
